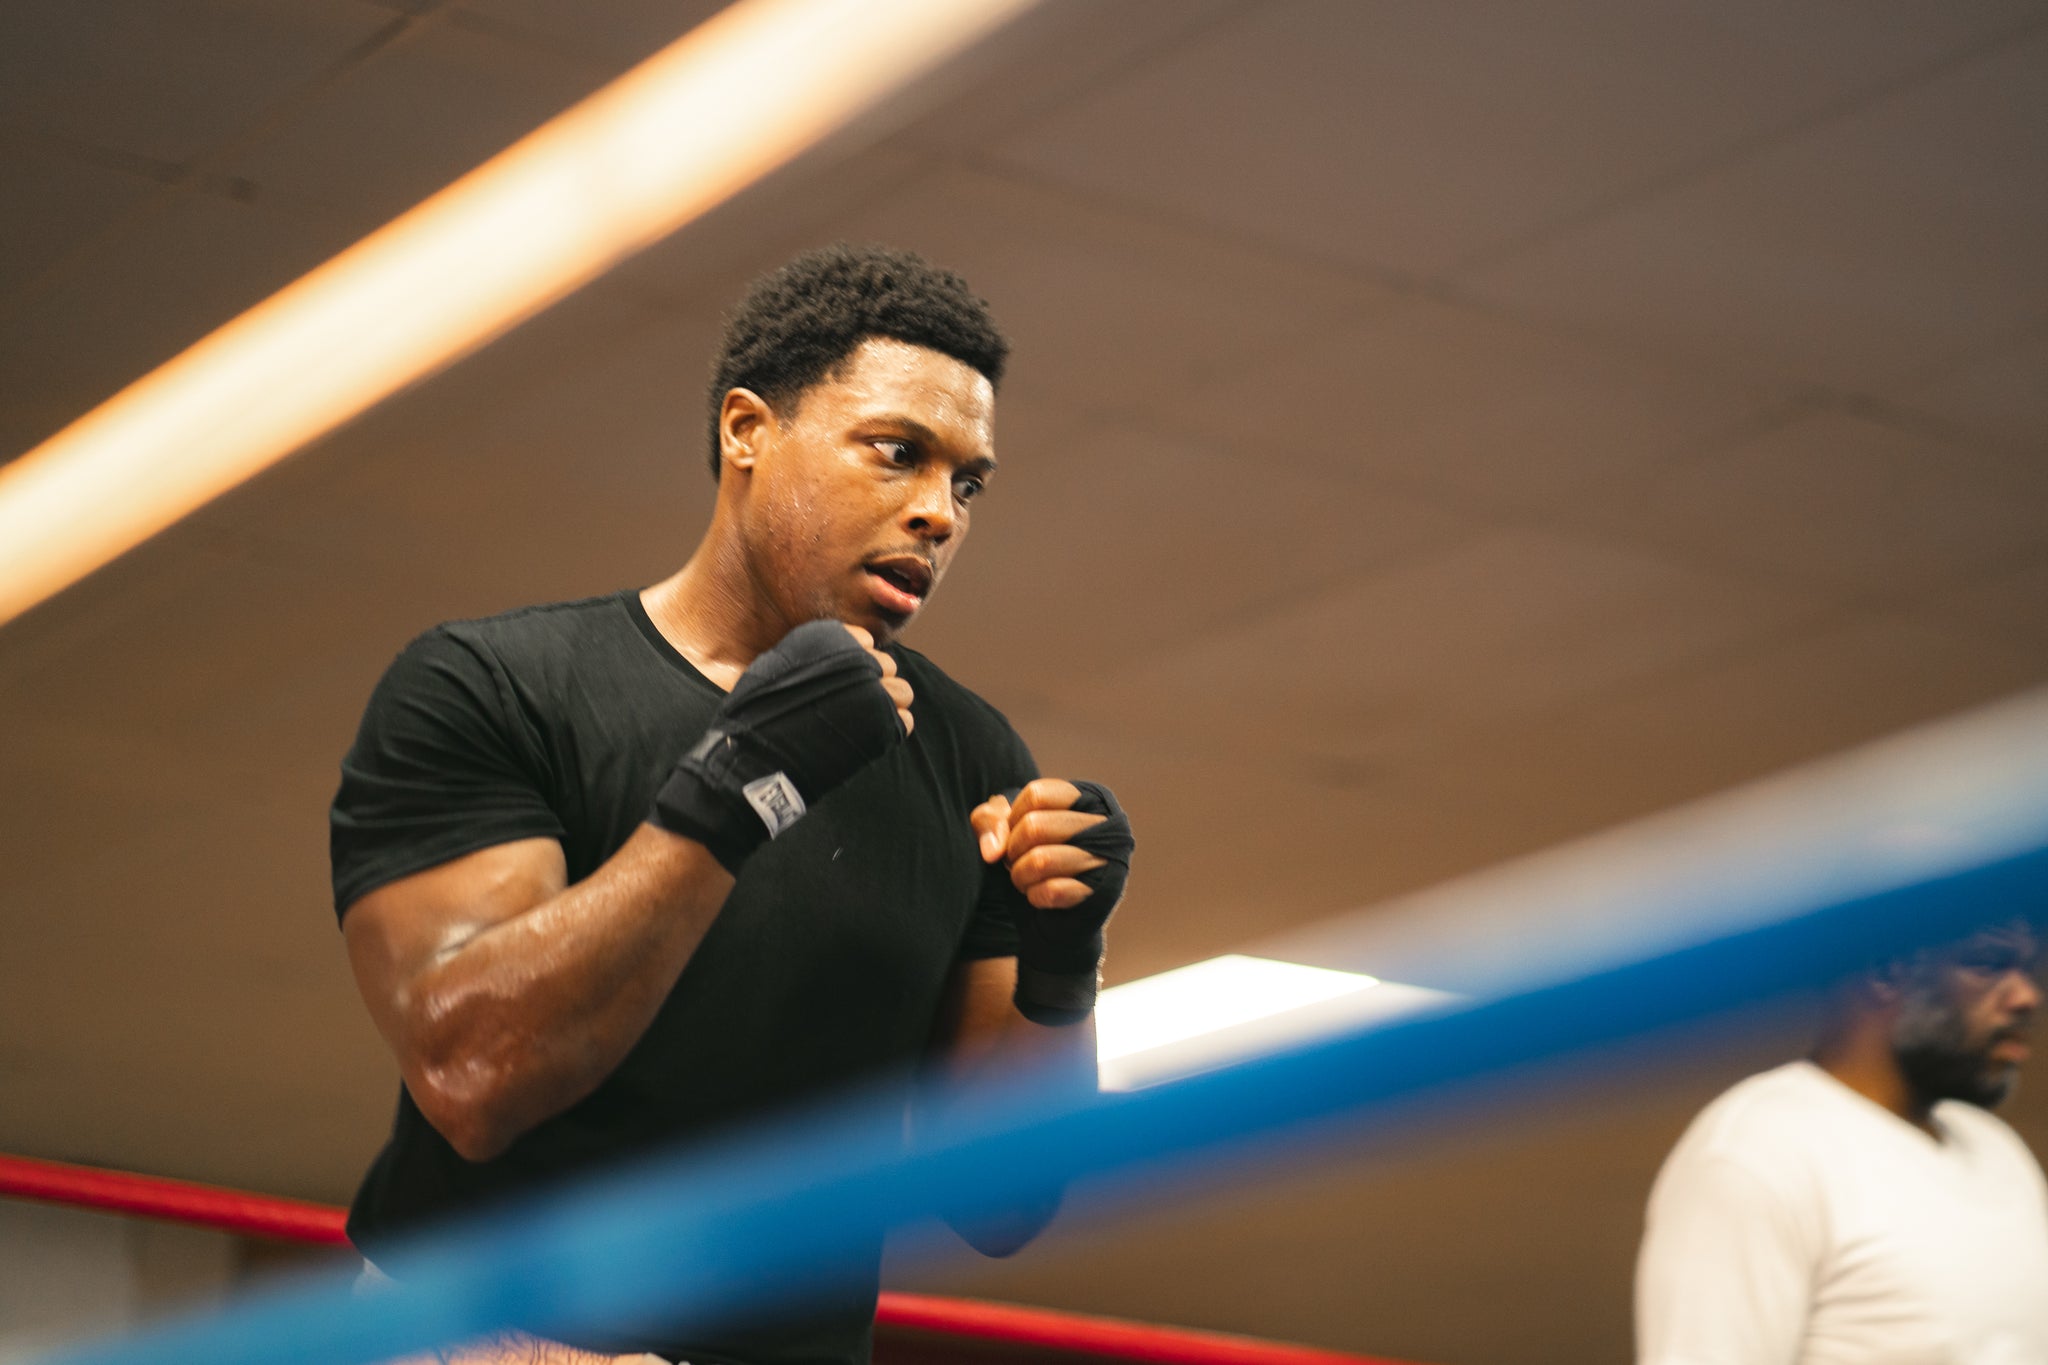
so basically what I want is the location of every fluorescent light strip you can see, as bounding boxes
[0,0,1036,629]
[1096,956,1381,1060]
[1095,955,1455,1091]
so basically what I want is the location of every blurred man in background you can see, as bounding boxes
[1636,917,2048,1363]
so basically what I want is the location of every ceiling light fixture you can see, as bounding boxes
[1095,955,1455,1091]
[0,0,1036,629]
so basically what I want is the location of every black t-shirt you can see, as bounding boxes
[330,590,1033,1365]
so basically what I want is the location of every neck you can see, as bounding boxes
[641,511,788,687]
[1812,1021,1936,1136]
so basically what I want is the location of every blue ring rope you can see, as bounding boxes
[38,706,2048,1365]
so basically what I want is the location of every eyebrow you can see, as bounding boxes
[1957,929,2041,962]
[874,414,997,475]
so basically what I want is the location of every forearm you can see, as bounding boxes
[402,826,733,1158]
[920,960,1098,1255]
[941,1007,1098,1100]
[944,1011,1096,1255]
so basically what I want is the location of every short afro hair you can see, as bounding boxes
[704,243,1009,477]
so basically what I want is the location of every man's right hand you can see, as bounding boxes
[649,620,912,872]
[848,623,917,739]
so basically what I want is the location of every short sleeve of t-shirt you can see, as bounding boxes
[1637,1152,1818,1365]
[956,708,1038,962]
[330,627,567,917]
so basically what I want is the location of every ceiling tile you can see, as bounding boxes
[887,0,1249,155]
[221,13,609,222]
[0,1,397,167]
[943,708,1490,984]
[449,0,727,68]
[0,715,206,920]
[0,190,354,456]
[604,2,1253,306]
[988,0,2047,278]
[0,944,386,1201]
[0,287,745,792]
[1079,527,1825,779]
[0,139,159,302]
[603,139,936,306]
[1907,553,2048,658]
[0,546,397,801]
[1460,27,2048,390]
[179,292,724,627]
[904,417,1477,708]
[1162,295,1779,519]
[0,508,249,695]
[1898,323,2048,455]
[1099,758,1485,983]
[574,2,1251,305]
[0,766,335,967]
[1579,408,2048,600]
[1422,606,2048,835]
[830,166,1391,417]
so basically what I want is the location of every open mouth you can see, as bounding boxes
[869,561,930,597]
[863,556,933,616]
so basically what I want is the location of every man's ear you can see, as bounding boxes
[719,388,773,476]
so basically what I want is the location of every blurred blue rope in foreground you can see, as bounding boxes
[42,690,2048,1365]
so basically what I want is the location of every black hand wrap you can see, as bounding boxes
[650,620,905,872]
[1012,780,1134,1026]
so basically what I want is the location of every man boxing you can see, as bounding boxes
[1636,916,2047,1362]
[330,244,1134,1364]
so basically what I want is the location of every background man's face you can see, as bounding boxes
[1891,923,2042,1109]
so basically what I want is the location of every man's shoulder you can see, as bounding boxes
[1678,1062,1847,1163]
[427,591,638,661]
[369,592,648,722]
[1937,1099,2048,1176]
[395,593,643,683]
[1646,1064,1850,1224]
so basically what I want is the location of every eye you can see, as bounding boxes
[875,439,916,467]
[1957,948,2027,977]
[954,473,986,503]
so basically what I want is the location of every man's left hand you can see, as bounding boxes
[971,778,1134,1025]
[970,778,1109,907]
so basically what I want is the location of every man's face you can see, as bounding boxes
[733,336,996,645]
[1891,922,2042,1109]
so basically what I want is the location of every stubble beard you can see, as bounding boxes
[1891,984,2018,1111]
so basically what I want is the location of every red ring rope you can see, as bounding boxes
[874,1293,1398,1365]
[0,1152,348,1244]
[0,1152,1413,1364]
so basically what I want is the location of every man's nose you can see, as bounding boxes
[2007,969,2043,1015]
[902,469,955,544]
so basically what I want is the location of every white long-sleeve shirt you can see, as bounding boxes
[1637,1061,2048,1365]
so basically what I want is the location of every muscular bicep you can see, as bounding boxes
[342,837,568,1058]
